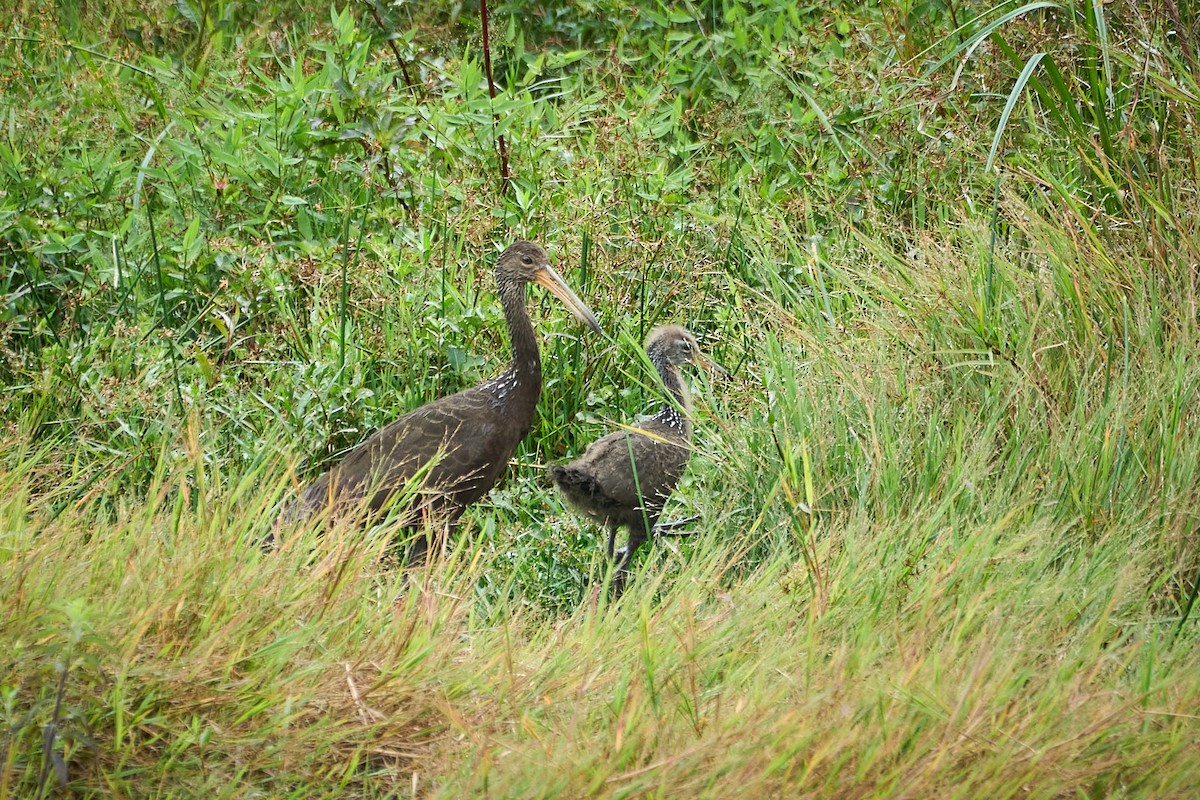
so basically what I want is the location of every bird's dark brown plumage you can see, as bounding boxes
[550,325,715,594]
[280,241,602,563]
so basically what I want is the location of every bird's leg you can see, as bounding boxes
[610,567,629,599]
[624,521,649,564]
[406,528,430,568]
[611,522,650,598]
[406,505,435,568]
[605,525,618,560]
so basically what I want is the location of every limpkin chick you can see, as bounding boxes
[550,325,719,594]
[279,241,602,565]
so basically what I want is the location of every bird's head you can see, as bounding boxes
[646,325,726,374]
[497,241,602,334]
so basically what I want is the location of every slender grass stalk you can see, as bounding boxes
[146,203,186,417]
[336,197,362,375]
[479,0,509,194]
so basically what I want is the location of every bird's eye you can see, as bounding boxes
[521,256,533,265]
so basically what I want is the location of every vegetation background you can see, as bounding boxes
[2,0,1199,796]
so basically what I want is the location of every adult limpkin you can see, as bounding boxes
[280,241,602,564]
[550,324,719,595]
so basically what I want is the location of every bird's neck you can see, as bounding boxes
[651,356,692,436]
[498,280,542,389]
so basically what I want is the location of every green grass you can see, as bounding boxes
[3,0,1200,796]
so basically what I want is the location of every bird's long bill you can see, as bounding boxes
[695,350,730,378]
[534,265,603,334]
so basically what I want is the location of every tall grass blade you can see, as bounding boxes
[986,52,1046,172]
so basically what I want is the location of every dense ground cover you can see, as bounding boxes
[2,0,1199,796]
